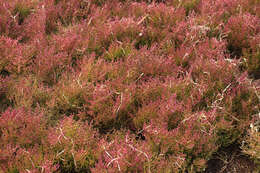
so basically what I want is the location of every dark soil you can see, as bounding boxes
[204,143,256,173]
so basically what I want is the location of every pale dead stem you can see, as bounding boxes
[137,15,149,26]
[71,139,77,169]
[3,3,18,22]
[103,135,151,173]
[24,151,35,168]
[180,82,234,134]
[215,151,238,173]
[58,127,68,143]
[76,72,83,88]
[181,114,196,124]
[114,92,123,115]
[107,156,121,171]
[211,83,231,109]
[218,31,230,42]
[25,169,31,173]
[56,127,77,169]
[209,82,241,124]
[135,73,144,83]
[191,25,210,36]
[56,150,65,157]
[125,135,151,173]
[62,94,71,105]
[103,141,121,171]
[127,144,151,173]
[172,155,185,169]
[137,124,151,135]
[21,150,40,173]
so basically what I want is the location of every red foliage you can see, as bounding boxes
[0,0,259,172]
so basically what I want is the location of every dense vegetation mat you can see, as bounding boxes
[0,0,259,172]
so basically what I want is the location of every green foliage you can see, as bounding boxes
[7,167,19,173]
[13,4,31,25]
[135,29,162,49]
[243,49,260,79]
[167,111,184,130]
[104,45,132,62]
[182,0,201,16]
[216,128,241,147]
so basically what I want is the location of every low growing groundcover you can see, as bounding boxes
[0,0,259,172]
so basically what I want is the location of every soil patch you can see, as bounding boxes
[204,143,256,173]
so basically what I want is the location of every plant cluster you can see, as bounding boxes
[0,0,259,172]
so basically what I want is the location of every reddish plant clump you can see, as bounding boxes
[0,0,259,172]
